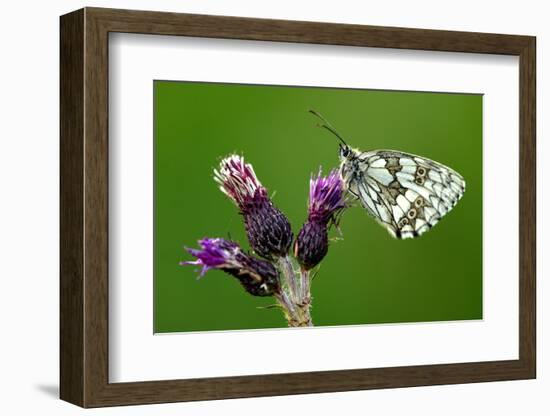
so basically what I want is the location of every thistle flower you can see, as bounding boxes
[181,238,280,297]
[295,169,346,270]
[214,155,293,260]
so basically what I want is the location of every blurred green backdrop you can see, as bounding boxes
[154,80,482,333]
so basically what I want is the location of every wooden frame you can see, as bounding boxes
[60,7,536,408]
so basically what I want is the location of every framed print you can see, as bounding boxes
[60,7,536,407]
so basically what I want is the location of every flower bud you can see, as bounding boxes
[295,169,346,270]
[295,220,328,271]
[181,238,280,297]
[215,155,293,260]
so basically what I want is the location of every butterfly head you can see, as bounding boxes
[339,144,354,161]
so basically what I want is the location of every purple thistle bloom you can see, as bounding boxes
[181,238,280,297]
[307,169,346,224]
[182,238,240,277]
[214,155,266,208]
[295,169,346,270]
[214,155,293,260]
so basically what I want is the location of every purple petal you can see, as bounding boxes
[308,169,346,223]
[179,259,211,278]
[214,155,267,209]
[180,238,241,277]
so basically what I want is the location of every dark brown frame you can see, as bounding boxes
[60,7,536,408]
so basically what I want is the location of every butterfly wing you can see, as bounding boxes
[344,150,466,239]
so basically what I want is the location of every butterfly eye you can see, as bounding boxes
[340,146,351,158]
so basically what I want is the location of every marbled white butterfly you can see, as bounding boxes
[310,110,466,239]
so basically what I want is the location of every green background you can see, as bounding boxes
[154,81,482,333]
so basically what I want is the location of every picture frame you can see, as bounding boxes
[60,7,536,408]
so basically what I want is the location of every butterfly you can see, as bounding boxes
[310,110,466,239]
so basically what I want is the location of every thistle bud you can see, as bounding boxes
[214,155,293,260]
[181,238,280,297]
[295,220,329,271]
[295,169,346,270]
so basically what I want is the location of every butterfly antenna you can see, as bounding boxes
[308,109,349,148]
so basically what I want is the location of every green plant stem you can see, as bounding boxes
[275,292,295,320]
[275,256,312,327]
[300,269,310,303]
[277,256,299,303]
